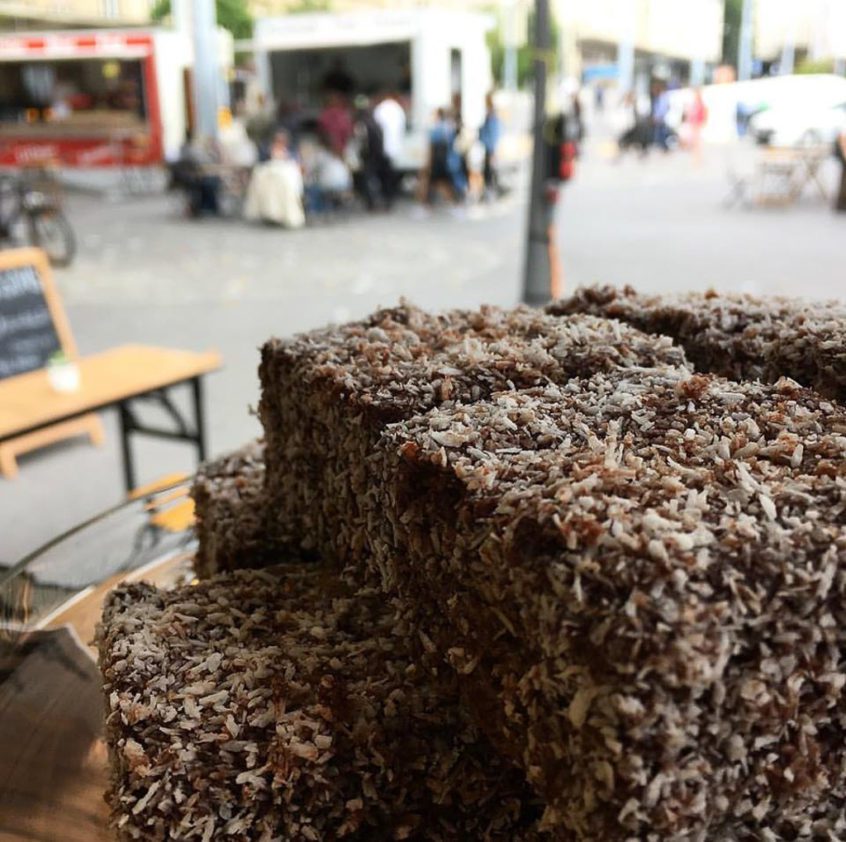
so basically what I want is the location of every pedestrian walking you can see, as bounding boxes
[684,87,708,165]
[479,92,503,199]
[417,108,462,210]
[651,80,671,152]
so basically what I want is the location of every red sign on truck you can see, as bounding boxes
[0,31,164,167]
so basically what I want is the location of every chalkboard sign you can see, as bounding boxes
[0,248,73,381]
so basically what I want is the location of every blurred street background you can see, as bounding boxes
[1,0,846,562]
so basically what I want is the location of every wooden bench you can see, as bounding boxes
[0,344,221,492]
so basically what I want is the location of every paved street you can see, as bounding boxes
[3,136,845,564]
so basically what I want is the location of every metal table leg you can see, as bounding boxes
[117,401,136,494]
[191,376,208,462]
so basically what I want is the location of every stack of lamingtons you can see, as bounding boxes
[99,292,846,840]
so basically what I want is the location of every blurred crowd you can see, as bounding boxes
[171,70,505,227]
[615,78,708,160]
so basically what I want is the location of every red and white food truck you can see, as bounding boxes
[0,28,231,168]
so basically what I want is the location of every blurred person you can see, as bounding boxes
[245,93,276,159]
[174,133,222,217]
[617,90,651,157]
[451,94,471,198]
[352,95,391,210]
[219,103,258,169]
[836,129,846,213]
[374,90,406,199]
[244,130,305,228]
[594,85,605,112]
[479,92,503,199]
[416,108,463,211]
[322,58,355,97]
[684,87,708,165]
[318,92,353,158]
[571,91,585,154]
[651,80,671,152]
[302,136,352,216]
[276,100,303,154]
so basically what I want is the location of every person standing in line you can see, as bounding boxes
[479,92,503,200]
[352,95,389,211]
[836,129,846,213]
[318,92,353,158]
[373,90,406,205]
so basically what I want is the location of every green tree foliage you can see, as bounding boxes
[288,0,331,10]
[796,57,835,75]
[721,0,743,68]
[488,8,561,88]
[150,0,253,40]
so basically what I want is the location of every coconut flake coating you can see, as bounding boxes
[191,441,283,579]
[548,284,846,400]
[258,302,687,561]
[373,367,846,838]
[257,300,846,839]
[98,567,542,841]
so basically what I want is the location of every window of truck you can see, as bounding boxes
[0,58,148,136]
[268,42,411,123]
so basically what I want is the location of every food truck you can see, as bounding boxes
[252,9,494,172]
[0,28,232,168]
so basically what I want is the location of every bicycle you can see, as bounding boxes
[0,167,76,267]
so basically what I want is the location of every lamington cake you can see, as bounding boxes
[191,440,277,579]
[258,303,687,566]
[548,284,846,400]
[257,304,846,838]
[98,566,542,841]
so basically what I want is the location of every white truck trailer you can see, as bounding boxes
[251,9,494,172]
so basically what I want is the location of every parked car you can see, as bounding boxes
[749,98,846,147]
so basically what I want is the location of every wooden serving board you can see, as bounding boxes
[0,552,193,841]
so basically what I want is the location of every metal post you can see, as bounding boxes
[191,0,220,140]
[522,0,552,307]
[737,0,754,81]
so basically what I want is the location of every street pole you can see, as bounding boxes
[522,0,551,306]
[737,0,754,81]
[191,0,220,140]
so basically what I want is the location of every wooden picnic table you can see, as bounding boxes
[0,344,221,492]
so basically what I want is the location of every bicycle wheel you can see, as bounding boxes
[28,211,77,268]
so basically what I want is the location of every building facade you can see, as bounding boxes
[556,0,724,87]
[0,0,152,29]
[753,0,846,70]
